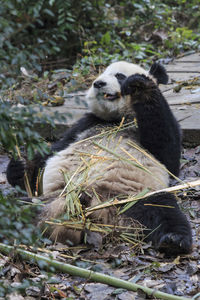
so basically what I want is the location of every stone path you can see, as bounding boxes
[162,52,200,145]
[37,53,200,145]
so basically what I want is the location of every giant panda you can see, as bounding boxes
[7,61,192,256]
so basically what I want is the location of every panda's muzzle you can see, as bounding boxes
[94,80,121,101]
[103,92,121,101]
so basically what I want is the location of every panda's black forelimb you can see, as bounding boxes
[6,153,49,191]
[123,192,192,256]
[6,158,26,190]
[121,74,181,176]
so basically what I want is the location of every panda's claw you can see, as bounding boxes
[121,74,154,96]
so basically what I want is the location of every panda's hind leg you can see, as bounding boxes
[123,192,192,256]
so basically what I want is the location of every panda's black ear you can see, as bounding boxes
[149,62,169,85]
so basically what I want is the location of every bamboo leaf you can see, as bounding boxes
[119,188,150,214]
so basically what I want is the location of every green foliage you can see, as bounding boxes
[1,0,200,89]
[0,191,52,297]
[0,278,41,298]
[74,0,200,74]
[0,99,65,159]
[0,192,50,297]
[165,27,198,55]
[0,0,106,89]
[0,192,41,245]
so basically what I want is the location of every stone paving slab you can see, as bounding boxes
[35,53,200,145]
[164,53,200,144]
[166,63,200,72]
[174,52,200,62]
[164,89,200,105]
[165,72,199,82]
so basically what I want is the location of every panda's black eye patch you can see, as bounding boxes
[115,73,127,85]
[115,73,127,81]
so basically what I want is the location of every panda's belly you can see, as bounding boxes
[43,130,169,199]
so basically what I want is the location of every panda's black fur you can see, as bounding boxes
[7,61,192,256]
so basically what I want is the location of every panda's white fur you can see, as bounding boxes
[41,61,169,243]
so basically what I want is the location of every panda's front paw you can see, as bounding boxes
[6,158,26,187]
[121,74,155,97]
[156,232,192,256]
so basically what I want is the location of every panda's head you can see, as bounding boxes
[86,61,168,120]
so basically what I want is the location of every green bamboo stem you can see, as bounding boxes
[0,243,191,300]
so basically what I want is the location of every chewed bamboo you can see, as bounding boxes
[86,179,200,214]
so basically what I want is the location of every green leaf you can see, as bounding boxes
[43,8,55,17]
[101,31,111,45]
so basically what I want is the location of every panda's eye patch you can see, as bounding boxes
[115,73,127,82]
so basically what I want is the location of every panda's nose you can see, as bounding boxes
[93,80,106,89]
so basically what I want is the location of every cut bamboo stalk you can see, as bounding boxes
[86,179,200,214]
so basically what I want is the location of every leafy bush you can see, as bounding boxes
[0,99,66,159]
[0,0,107,89]
[0,192,41,245]
[1,0,200,89]
[0,191,50,297]
[74,0,200,72]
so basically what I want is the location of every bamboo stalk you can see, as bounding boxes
[45,220,141,232]
[86,179,200,214]
[15,145,32,198]
[0,243,192,300]
[73,120,135,146]
[93,141,149,172]
[127,140,183,182]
